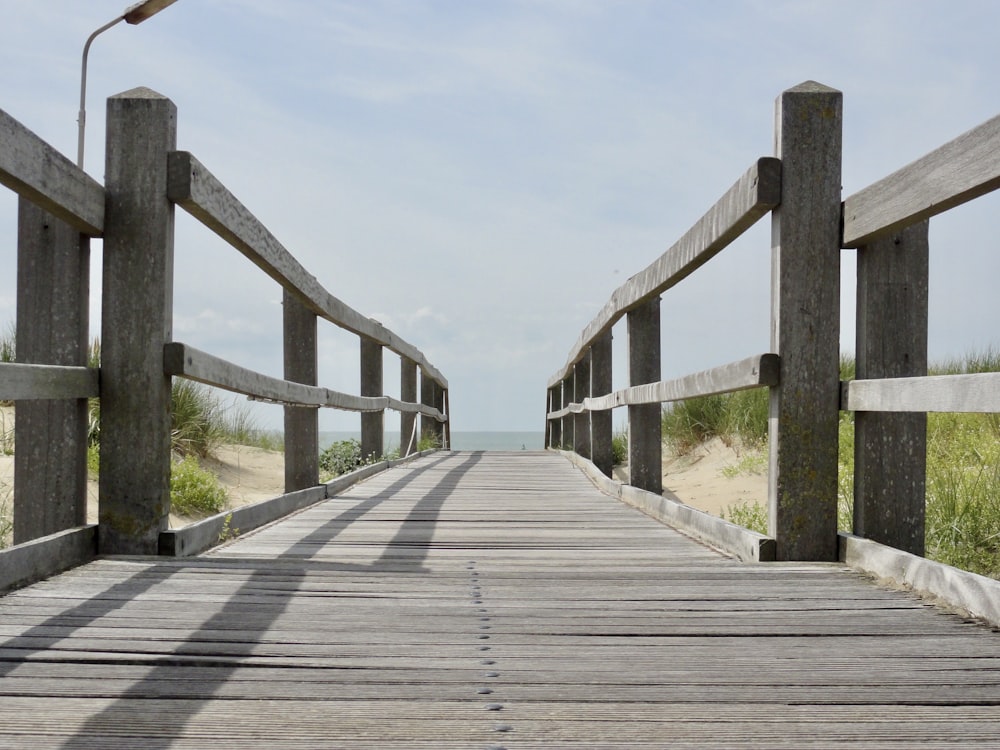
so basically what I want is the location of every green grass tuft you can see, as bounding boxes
[170,454,229,517]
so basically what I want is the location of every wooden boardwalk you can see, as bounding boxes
[1,451,999,748]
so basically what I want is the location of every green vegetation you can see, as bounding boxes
[319,437,401,481]
[170,454,229,517]
[663,352,1000,580]
[612,429,628,465]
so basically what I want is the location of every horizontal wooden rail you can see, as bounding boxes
[164,342,445,419]
[548,157,780,387]
[843,372,1000,413]
[166,151,447,389]
[843,113,1000,247]
[548,354,779,419]
[0,108,104,235]
[0,362,100,400]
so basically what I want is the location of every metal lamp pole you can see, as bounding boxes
[77,0,179,168]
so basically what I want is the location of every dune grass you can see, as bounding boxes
[664,352,1000,579]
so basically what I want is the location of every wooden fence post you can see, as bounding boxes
[13,201,89,543]
[99,87,176,555]
[591,330,613,476]
[768,81,843,561]
[400,356,417,456]
[360,337,384,461]
[547,386,562,449]
[442,388,451,449]
[283,291,319,492]
[628,298,661,494]
[573,351,592,460]
[420,373,442,448]
[854,220,929,555]
[561,376,573,450]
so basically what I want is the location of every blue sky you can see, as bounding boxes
[2,0,999,432]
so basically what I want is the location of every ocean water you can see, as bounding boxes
[319,431,545,452]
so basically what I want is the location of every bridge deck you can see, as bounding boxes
[1,451,999,748]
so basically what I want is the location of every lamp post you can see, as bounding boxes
[77,0,179,168]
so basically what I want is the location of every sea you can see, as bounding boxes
[319,431,545,452]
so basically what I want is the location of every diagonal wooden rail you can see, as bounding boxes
[1,452,999,748]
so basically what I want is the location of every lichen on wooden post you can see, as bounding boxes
[768,81,843,561]
[99,87,176,555]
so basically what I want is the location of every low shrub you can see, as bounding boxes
[320,439,364,477]
[170,454,228,517]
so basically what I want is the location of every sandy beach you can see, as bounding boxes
[2,403,764,536]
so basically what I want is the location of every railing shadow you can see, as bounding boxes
[0,453,482,748]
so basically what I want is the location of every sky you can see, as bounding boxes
[2,0,999,433]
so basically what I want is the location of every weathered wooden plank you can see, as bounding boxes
[0,107,104,235]
[164,343,441,421]
[844,371,1000,413]
[627,297,661,494]
[0,362,99,400]
[166,151,446,389]
[0,526,97,593]
[843,112,1000,247]
[360,337,384,460]
[548,157,780,387]
[582,353,779,412]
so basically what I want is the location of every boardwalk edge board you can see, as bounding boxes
[839,532,1000,628]
[158,449,440,557]
[558,450,776,562]
[0,525,97,593]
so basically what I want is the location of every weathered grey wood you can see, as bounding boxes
[99,87,177,555]
[563,449,775,562]
[4,452,999,748]
[854,221,928,555]
[0,362,98,400]
[840,533,1000,628]
[768,81,842,562]
[283,291,319,493]
[420,373,443,448]
[400,357,418,456]
[163,342,440,420]
[627,297,661,494]
[0,525,96,592]
[561,376,573,450]
[167,151,446,389]
[0,107,104,236]
[843,113,1000,247]
[360,338,384,461]
[590,330,613,476]
[573,351,591,459]
[548,157,780,387]
[844,372,1000,413]
[13,199,91,544]
[441,389,451,449]
[546,386,562,449]
[585,353,779,411]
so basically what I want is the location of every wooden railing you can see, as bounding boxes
[0,87,448,578]
[547,81,1000,563]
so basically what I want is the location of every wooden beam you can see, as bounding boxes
[0,108,104,236]
[0,362,99,400]
[844,372,1000,413]
[167,151,446,388]
[585,354,779,412]
[843,113,1000,247]
[548,157,780,388]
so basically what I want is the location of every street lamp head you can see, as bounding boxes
[124,0,179,25]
